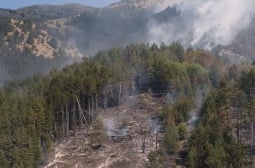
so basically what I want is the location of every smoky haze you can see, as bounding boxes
[147,0,255,49]
[1,0,255,83]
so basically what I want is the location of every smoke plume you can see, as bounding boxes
[148,0,255,49]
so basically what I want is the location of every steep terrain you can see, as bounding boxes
[0,5,90,82]
[0,1,255,168]
[0,40,252,167]
[0,3,148,82]
[108,0,179,12]
[17,4,95,20]
[1,0,255,83]
[220,18,255,62]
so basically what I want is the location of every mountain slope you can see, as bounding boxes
[108,0,179,12]
[17,3,96,20]
[1,0,255,83]
[220,18,255,61]
[0,2,152,83]
[0,15,82,83]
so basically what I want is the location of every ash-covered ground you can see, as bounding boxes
[44,93,164,168]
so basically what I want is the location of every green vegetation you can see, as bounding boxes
[0,42,251,167]
[186,68,255,167]
[163,123,178,154]
[178,123,188,140]
[147,151,163,168]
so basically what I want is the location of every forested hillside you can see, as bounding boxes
[0,42,252,167]
[0,1,255,84]
[1,0,255,167]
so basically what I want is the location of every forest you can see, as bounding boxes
[0,42,253,167]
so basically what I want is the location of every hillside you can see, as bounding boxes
[0,3,148,83]
[1,1,255,83]
[0,4,94,82]
[1,1,255,168]
[0,16,81,83]
[0,43,221,167]
[220,18,255,61]
[17,3,96,20]
[0,42,253,167]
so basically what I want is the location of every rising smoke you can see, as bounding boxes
[147,0,255,49]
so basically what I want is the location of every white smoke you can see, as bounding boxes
[148,0,255,49]
[152,0,183,12]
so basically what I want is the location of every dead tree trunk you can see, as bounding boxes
[78,99,82,130]
[119,82,122,107]
[156,129,158,151]
[252,123,254,145]
[92,97,94,121]
[76,96,89,127]
[104,87,107,112]
[88,99,90,124]
[72,105,76,136]
[95,93,98,113]
[142,133,146,153]
[62,107,65,138]
[54,121,58,139]
[66,102,69,139]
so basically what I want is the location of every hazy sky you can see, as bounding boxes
[0,0,121,9]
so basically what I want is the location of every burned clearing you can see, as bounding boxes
[44,93,165,168]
